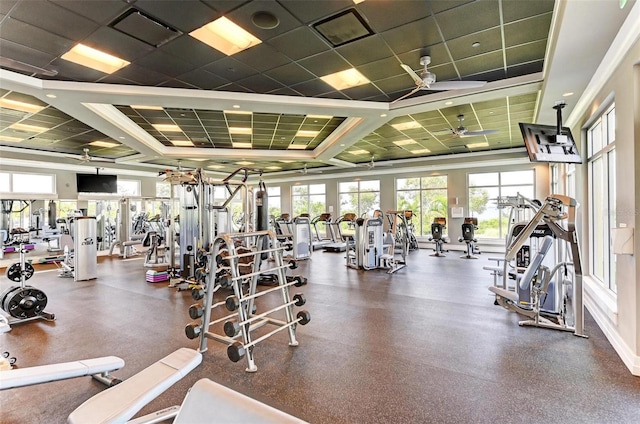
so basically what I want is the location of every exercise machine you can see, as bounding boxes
[273,214,312,261]
[458,217,481,259]
[142,231,167,268]
[0,244,55,328]
[427,217,448,257]
[489,195,586,337]
[323,213,356,253]
[67,348,306,424]
[310,213,335,250]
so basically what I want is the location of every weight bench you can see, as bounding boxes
[68,348,307,424]
[68,348,202,424]
[0,356,124,390]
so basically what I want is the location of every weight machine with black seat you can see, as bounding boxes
[427,217,449,257]
[0,243,54,329]
[489,195,586,337]
[458,217,481,259]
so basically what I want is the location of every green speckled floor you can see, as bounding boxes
[1,249,639,423]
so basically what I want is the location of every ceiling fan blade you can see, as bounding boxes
[89,157,116,163]
[400,64,424,86]
[463,129,499,137]
[428,80,486,91]
[391,86,423,104]
[0,56,58,76]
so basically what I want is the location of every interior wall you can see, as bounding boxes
[573,36,640,374]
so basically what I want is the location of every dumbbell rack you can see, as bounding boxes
[185,230,310,372]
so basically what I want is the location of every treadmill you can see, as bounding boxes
[323,213,356,253]
[310,213,334,250]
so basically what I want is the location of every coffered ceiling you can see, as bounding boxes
[0,0,636,176]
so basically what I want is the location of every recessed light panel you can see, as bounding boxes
[229,127,252,135]
[9,123,49,133]
[190,17,261,56]
[296,130,319,138]
[0,135,23,142]
[90,140,119,148]
[61,43,130,74]
[170,140,194,146]
[392,121,421,131]
[466,142,489,148]
[153,124,182,132]
[349,149,369,155]
[232,142,253,148]
[0,98,44,114]
[393,139,417,146]
[321,68,370,90]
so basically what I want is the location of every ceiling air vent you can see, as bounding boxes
[110,9,182,48]
[312,9,374,47]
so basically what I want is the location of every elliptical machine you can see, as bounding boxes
[0,244,55,329]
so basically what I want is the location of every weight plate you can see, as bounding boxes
[2,286,22,314]
[4,286,48,319]
[5,262,35,282]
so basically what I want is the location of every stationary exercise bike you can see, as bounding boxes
[0,244,55,329]
[458,217,481,259]
[428,217,448,257]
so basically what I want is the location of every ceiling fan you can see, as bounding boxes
[393,56,487,103]
[434,114,499,138]
[68,148,116,163]
[359,155,392,169]
[298,163,323,175]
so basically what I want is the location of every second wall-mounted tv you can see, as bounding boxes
[76,173,118,193]
[519,123,583,164]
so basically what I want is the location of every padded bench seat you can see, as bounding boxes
[68,348,201,424]
[0,356,124,390]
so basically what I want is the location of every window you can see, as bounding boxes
[292,184,326,217]
[396,176,448,236]
[588,103,616,292]
[156,182,171,198]
[0,173,9,192]
[2,172,56,194]
[117,179,140,196]
[339,180,380,217]
[468,170,535,238]
[565,163,576,198]
[267,186,281,218]
[550,164,559,194]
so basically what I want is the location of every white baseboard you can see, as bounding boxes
[584,278,640,376]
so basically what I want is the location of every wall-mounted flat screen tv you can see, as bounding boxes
[519,123,582,164]
[76,173,118,193]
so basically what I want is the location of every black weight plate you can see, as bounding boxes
[5,263,21,283]
[23,263,35,281]
[2,286,22,313]
[5,286,48,319]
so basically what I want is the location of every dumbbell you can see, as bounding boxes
[185,322,201,340]
[227,309,311,362]
[225,277,305,311]
[223,293,306,337]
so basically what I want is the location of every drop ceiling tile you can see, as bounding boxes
[51,0,129,25]
[112,63,172,86]
[11,1,99,40]
[278,0,353,25]
[447,28,502,60]
[504,14,552,47]
[84,26,156,62]
[1,18,74,57]
[133,0,218,33]
[435,0,500,40]
[263,62,315,87]
[502,0,554,23]
[234,43,291,72]
[203,56,258,81]
[297,50,350,77]
[159,36,225,68]
[157,79,199,89]
[135,50,198,78]
[455,51,504,77]
[335,34,394,67]
[176,68,229,90]
[226,0,302,42]
[268,26,330,61]
[47,58,106,82]
[357,0,430,33]
[380,16,441,54]
[505,40,547,66]
[507,60,544,78]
